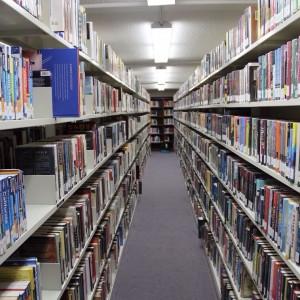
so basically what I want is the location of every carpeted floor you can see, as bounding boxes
[110,151,219,300]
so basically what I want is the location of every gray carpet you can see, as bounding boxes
[110,152,219,300]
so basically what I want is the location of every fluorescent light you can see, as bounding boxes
[157,67,167,85]
[147,0,175,6]
[158,84,165,91]
[151,22,172,63]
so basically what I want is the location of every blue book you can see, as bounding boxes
[38,48,80,117]
[281,197,290,251]
[0,175,11,247]
[7,175,20,244]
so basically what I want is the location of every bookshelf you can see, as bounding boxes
[174,2,300,300]
[150,97,174,152]
[0,2,150,300]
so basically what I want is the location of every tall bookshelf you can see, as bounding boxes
[150,97,174,152]
[174,3,300,300]
[0,1,150,299]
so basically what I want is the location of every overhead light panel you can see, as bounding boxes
[151,22,172,63]
[147,0,175,6]
[157,84,165,91]
[156,67,167,85]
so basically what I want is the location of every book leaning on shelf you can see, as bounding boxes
[0,170,26,256]
[15,134,87,202]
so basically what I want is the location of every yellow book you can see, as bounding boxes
[245,118,250,155]
[0,267,35,297]
[257,1,261,39]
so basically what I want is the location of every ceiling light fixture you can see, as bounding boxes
[147,0,175,6]
[157,83,165,91]
[156,67,167,84]
[151,22,172,63]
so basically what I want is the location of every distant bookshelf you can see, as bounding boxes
[150,97,174,152]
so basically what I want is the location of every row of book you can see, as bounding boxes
[62,168,137,299]
[178,141,300,300]
[150,100,173,108]
[174,62,258,108]
[84,21,148,98]
[62,138,150,299]
[256,36,300,102]
[14,121,130,202]
[175,4,258,98]
[175,35,300,108]
[127,115,149,139]
[84,76,149,115]
[93,190,139,300]
[258,0,300,39]
[13,0,41,19]
[164,127,174,134]
[174,0,300,100]
[164,109,173,116]
[175,123,300,269]
[0,44,149,120]
[174,111,299,184]
[164,119,173,125]
[150,128,161,134]
[151,101,160,108]
[177,154,257,299]
[1,116,149,181]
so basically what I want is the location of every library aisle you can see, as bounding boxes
[111,152,219,300]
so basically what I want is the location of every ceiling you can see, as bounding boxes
[82,0,257,95]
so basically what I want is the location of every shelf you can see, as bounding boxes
[0,0,71,49]
[175,9,300,102]
[213,238,251,300]
[175,126,300,281]
[106,188,140,300]
[84,144,150,300]
[163,115,173,117]
[0,1,150,104]
[0,204,56,265]
[56,122,150,207]
[174,98,300,110]
[174,117,300,194]
[178,148,253,300]
[41,134,150,299]
[0,123,149,271]
[0,111,149,130]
